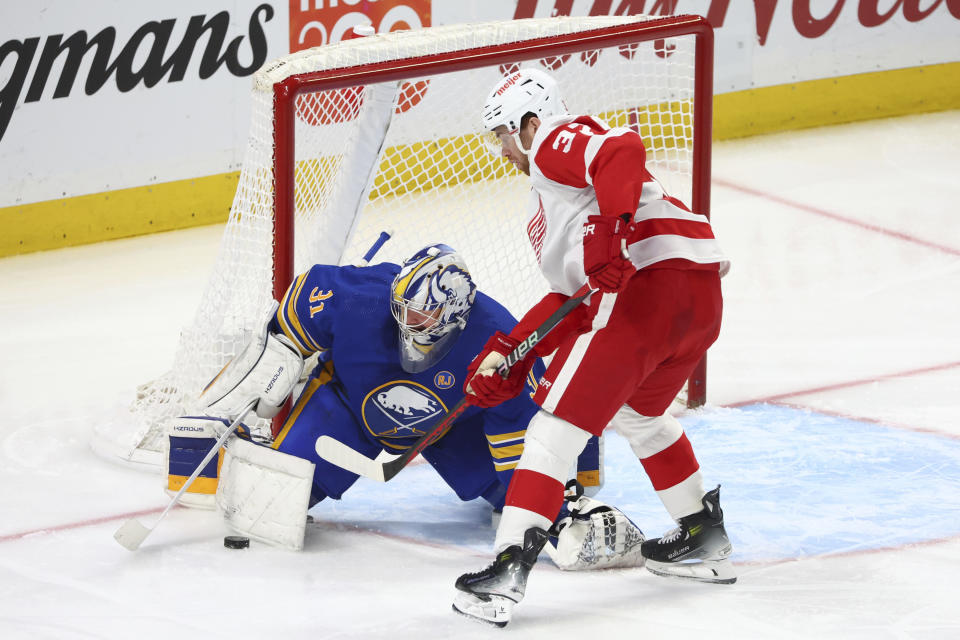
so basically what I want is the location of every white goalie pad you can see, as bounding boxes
[216,436,315,551]
[546,495,646,571]
[202,301,305,420]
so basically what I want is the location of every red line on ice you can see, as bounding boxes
[725,360,960,408]
[0,458,431,544]
[0,506,163,543]
[714,177,960,256]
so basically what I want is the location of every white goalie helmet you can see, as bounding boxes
[481,67,568,153]
[390,244,477,373]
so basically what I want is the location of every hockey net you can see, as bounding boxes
[94,15,714,468]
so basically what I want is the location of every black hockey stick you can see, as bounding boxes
[316,283,595,482]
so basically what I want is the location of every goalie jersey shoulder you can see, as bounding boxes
[272,263,400,356]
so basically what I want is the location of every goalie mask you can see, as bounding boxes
[481,67,568,154]
[391,244,477,373]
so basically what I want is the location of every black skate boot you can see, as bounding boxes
[452,527,548,627]
[641,486,736,584]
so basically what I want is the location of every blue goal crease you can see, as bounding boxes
[312,403,960,561]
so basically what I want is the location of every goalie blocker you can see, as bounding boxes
[201,301,305,421]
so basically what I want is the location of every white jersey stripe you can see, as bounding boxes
[626,235,730,271]
[541,292,617,413]
[656,470,707,520]
[633,198,709,224]
[582,126,638,186]
[581,130,606,185]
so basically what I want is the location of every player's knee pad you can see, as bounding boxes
[216,436,315,550]
[164,416,232,509]
[518,411,591,481]
[610,406,684,458]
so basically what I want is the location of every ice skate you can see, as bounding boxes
[452,527,548,627]
[641,486,737,584]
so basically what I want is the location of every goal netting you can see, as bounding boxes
[94,14,714,468]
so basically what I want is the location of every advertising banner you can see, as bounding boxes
[0,0,957,254]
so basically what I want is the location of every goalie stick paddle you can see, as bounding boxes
[316,283,596,482]
[113,399,257,551]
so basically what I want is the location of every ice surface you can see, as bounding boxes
[1,112,959,638]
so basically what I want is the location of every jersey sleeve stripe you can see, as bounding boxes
[275,278,312,355]
[583,125,642,186]
[493,459,520,471]
[625,235,729,270]
[581,129,608,186]
[280,273,323,354]
[288,273,323,351]
[633,200,709,224]
[488,442,524,460]
[632,218,717,242]
[486,429,526,444]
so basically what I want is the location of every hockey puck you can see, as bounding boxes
[224,535,250,549]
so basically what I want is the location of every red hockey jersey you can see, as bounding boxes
[524,114,729,295]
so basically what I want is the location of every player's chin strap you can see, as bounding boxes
[315,283,597,482]
[545,480,646,571]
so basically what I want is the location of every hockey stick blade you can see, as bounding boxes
[113,518,151,551]
[315,436,388,482]
[315,284,595,482]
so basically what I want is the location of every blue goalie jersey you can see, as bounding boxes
[266,262,544,509]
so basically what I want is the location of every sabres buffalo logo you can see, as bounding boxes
[362,381,448,449]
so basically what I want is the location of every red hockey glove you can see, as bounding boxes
[464,331,536,408]
[582,214,637,293]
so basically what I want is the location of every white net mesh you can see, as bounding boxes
[105,16,704,465]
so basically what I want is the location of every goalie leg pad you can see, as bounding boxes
[216,436,315,551]
[163,416,232,509]
[573,433,604,497]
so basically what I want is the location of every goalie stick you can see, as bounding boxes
[113,399,257,551]
[353,229,393,267]
[316,283,596,482]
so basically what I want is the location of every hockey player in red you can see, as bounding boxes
[453,68,735,626]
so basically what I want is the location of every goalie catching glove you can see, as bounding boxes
[582,214,636,293]
[201,301,305,420]
[463,331,535,408]
[546,482,646,570]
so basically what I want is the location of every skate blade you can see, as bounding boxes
[452,591,515,627]
[645,558,737,584]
